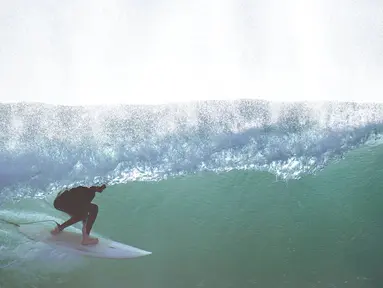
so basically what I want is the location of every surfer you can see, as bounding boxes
[50,184,107,245]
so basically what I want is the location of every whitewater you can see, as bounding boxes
[1,100,382,197]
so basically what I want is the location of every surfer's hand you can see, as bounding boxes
[50,225,61,235]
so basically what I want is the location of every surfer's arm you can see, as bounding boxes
[77,184,106,201]
[88,184,107,193]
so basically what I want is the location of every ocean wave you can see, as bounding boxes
[0,100,383,202]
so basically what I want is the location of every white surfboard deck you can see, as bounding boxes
[18,224,152,259]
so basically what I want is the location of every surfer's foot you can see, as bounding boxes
[81,236,99,245]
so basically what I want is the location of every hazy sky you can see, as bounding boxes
[0,0,382,105]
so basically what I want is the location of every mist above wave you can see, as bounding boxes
[0,100,382,201]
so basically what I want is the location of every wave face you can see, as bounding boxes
[1,100,383,202]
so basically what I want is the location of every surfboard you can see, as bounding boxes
[18,224,152,259]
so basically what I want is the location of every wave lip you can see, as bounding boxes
[0,100,382,201]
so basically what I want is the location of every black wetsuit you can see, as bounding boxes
[53,186,101,234]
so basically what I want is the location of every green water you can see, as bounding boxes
[2,144,383,288]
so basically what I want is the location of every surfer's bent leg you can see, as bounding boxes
[57,215,84,232]
[80,203,99,245]
[52,191,88,233]
[84,203,98,235]
[52,189,99,244]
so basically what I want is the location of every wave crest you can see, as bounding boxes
[0,100,382,201]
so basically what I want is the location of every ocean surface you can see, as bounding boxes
[0,100,383,288]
